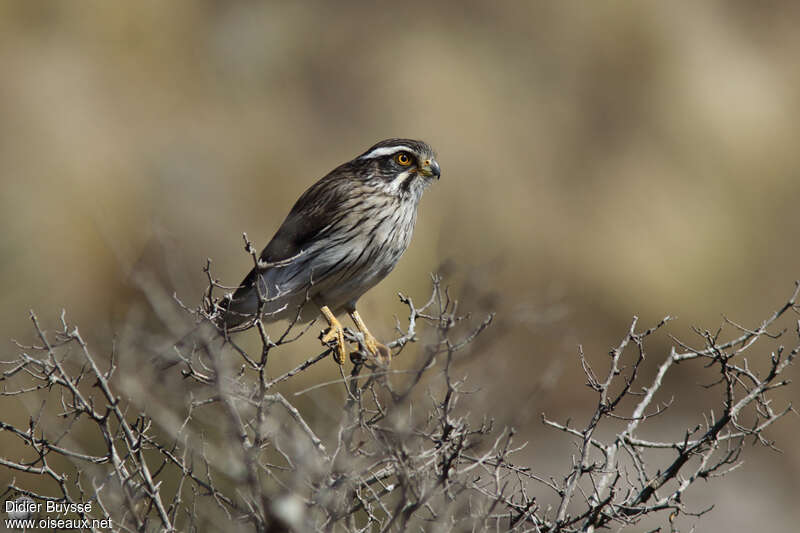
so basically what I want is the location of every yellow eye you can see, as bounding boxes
[395,152,412,166]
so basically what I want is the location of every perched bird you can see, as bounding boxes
[219,138,440,364]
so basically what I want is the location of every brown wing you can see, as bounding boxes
[230,170,349,301]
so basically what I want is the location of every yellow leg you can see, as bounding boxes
[349,310,391,364]
[320,306,347,365]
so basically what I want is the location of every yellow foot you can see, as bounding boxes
[363,331,391,366]
[320,306,347,364]
[350,310,391,365]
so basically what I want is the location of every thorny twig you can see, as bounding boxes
[1,262,797,532]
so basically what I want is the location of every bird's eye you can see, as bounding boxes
[395,153,412,166]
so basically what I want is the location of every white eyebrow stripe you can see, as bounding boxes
[359,145,414,159]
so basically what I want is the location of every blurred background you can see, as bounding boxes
[1,1,799,530]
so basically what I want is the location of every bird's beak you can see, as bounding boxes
[419,158,441,179]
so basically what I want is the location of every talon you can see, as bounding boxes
[320,306,347,365]
[349,309,392,365]
[364,332,391,365]
[320,325,347,364]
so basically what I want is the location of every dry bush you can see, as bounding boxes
[1,248,797,532]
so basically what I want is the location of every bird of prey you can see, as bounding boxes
[219,138,440,364]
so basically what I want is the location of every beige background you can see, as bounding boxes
[1,2,798,530]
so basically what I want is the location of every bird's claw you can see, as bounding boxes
[320,318,347,365]
[363,332,391,366]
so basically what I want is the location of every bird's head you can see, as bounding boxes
[356,138,440,196]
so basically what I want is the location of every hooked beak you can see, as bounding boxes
[419,158,441,179]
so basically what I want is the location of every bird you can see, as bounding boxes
[217,138,440,365]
